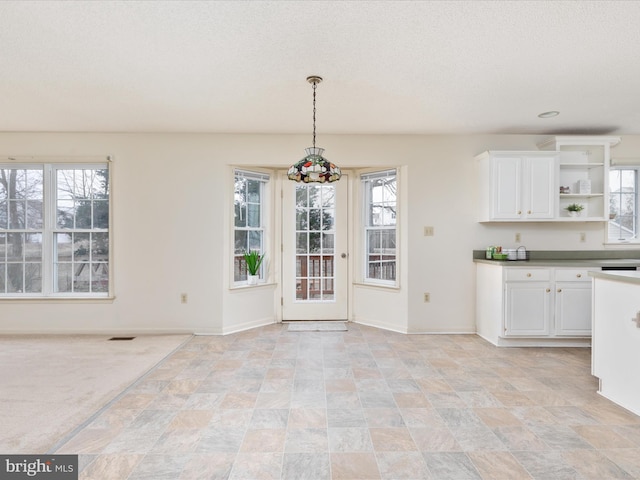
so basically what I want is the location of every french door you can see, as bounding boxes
[281,175,348,320]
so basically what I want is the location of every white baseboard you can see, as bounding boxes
[494,336,591,347]
[216,317,276,336]
[0,328,195,335]
[351,317,408,334]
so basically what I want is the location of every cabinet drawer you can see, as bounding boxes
[555,269,593,282]
[505,268,550,282]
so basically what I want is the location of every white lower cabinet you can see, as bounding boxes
[554,271,593,336]
[505,282,552,336]
[476,263,594,346]
[504,268,551,336]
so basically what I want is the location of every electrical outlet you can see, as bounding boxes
[515,232,521,243]
[580,232,586,243]
[180,293,188,304]
[424,226,434,236]
[423,292,430,303]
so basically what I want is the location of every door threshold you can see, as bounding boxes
[282,319,348,323]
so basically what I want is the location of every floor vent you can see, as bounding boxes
[108,337,136,341]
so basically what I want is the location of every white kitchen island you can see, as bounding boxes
[591,270,640,416]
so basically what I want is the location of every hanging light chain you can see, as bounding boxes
[312,80,317,149]
[306,76,322,150]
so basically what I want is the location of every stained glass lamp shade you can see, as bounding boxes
[287,147,341,183]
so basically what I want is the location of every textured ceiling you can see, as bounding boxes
[1,0,640,135]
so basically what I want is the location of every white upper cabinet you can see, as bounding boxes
[526,155,557,219]
[477,136,621,222]
[538,135,620,221]
[477,151,556,222]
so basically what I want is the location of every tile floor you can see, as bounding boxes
[55,323,640,479]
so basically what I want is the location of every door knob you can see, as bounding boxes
[341,253,347,258]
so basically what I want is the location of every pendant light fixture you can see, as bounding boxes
[287,76,341,183]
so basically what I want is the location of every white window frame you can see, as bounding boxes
[233,169,270,285]
[361,169,398,287]
[0,161,111,298]
[608,165,639,244]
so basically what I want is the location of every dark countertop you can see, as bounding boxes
[473,250,640,268]
[474,258,640,268]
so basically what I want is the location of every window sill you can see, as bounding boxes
[353,281,400,291]
[229,282,277,292]
[603,242,640,249]
[0,296,116,304]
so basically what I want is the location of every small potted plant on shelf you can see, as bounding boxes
[243,250,264,285]
[566,203,585,217]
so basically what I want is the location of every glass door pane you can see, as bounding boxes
[295,184,335,301]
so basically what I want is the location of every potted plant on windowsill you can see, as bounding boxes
[566,203,585,217]
[243,250,264,285]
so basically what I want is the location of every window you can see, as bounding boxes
[362,169,397,285]
[233,169,269,283]
[0,163,110,297]
[609,167,638,242]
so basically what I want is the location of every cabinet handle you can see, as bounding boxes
[576,274,582,278]
[546,288,551,293]
[527,210,532,214]
[557,288,562,293]
[526,273,532,277]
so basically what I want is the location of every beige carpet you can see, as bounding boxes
[287,321,348,331]
[0,334,190,453]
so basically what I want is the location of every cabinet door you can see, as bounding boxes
[524,155,556,219]
[505,282,551,336]
[492,156,522,219]
[490,155,555,220]
[555,282,592,336]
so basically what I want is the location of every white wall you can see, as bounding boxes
[0,132,638,335]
